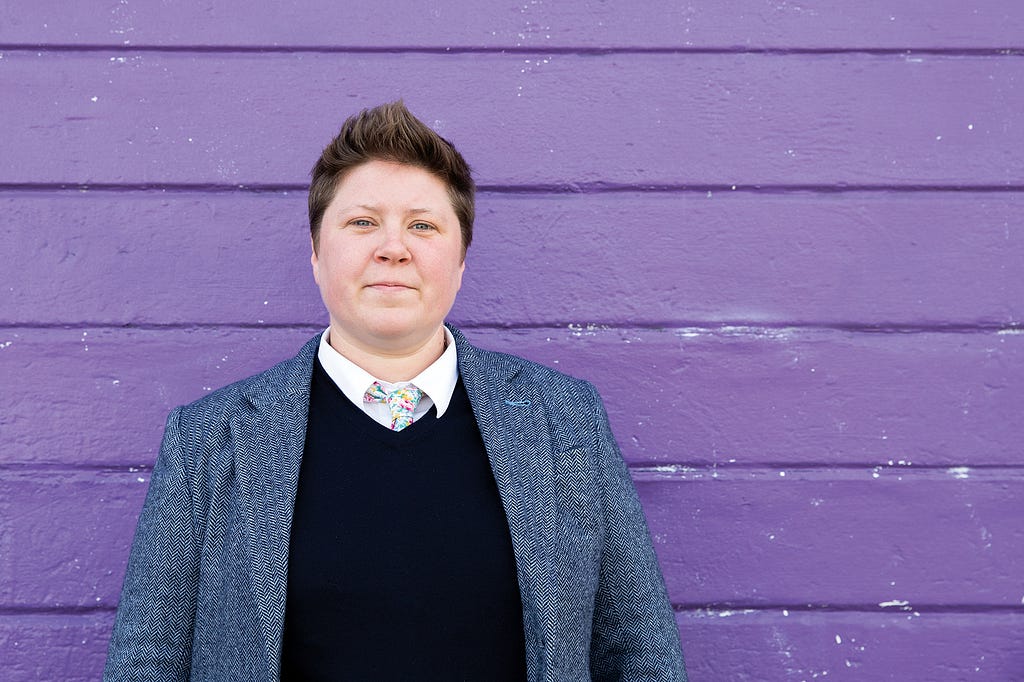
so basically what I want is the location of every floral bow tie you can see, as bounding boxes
[363,382,424,431]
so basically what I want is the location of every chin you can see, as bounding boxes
[364,318,434,344]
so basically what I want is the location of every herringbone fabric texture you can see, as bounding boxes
[105,326,687,681]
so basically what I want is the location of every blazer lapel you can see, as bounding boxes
[231,336,317,677]
[453,327,558,682]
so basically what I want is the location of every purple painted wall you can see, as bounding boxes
[1,2,1022,679]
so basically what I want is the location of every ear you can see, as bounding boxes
[310,235,321,286]
[454,257,465,291]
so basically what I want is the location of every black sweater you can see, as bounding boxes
[280,358,527,680]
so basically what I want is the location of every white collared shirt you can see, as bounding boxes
[316,326,459,429]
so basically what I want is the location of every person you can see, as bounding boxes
[105,101,686,681]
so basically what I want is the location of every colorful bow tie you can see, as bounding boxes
[363,381,424,431]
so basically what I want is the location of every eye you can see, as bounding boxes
[410,221,436,231]
[348,218,375,227]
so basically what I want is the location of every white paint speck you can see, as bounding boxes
[947,466,970,479]
[879,599,909,608]
[779,471,786,477]
[935,135,942,141]
[782,609,789,616]
[968,124,974,130]
[90,96,98,102]
[137,477,145,483]
[835,634,842,644]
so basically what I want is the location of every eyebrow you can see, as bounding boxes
[341,204,436,215]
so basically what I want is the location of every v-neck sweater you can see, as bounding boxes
[279,357,527,681]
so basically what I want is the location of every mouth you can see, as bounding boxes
[366,282,415,291]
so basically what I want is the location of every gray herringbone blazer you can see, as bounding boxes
[105,327,686,681]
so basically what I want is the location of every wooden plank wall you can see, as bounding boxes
[1,2,1022,679]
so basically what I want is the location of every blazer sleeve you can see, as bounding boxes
[104,406,201,681]
[586,383,688,681]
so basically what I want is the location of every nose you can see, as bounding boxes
[374,223,411,264]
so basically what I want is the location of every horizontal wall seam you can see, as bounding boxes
[4,463,1024,475]
[632,463,1024,473]
[1,182,1023,195]
[0,604,1019,617]
[0,605,117,615]
[0,44,1021,56]
[631,465,1024,483]
[672,603,1024,615]
[0,323,1020,334]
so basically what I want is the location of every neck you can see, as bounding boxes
[327,325,447,383]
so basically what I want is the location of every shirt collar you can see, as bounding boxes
[316,326,459,418]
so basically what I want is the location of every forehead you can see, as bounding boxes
[330,160,453,213]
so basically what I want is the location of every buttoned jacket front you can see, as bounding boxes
[105,326,686,681]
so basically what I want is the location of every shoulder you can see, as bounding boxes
[174,334,319,429]
[450,326,606,445]
[452,326,597,394]
[482,345,592,390]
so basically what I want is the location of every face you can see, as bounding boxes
[311,160,465,355]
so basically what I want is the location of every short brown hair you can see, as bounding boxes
[308,101,475,254]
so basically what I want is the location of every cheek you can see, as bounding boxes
[317,248,359,285]
[432,259,464,297]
